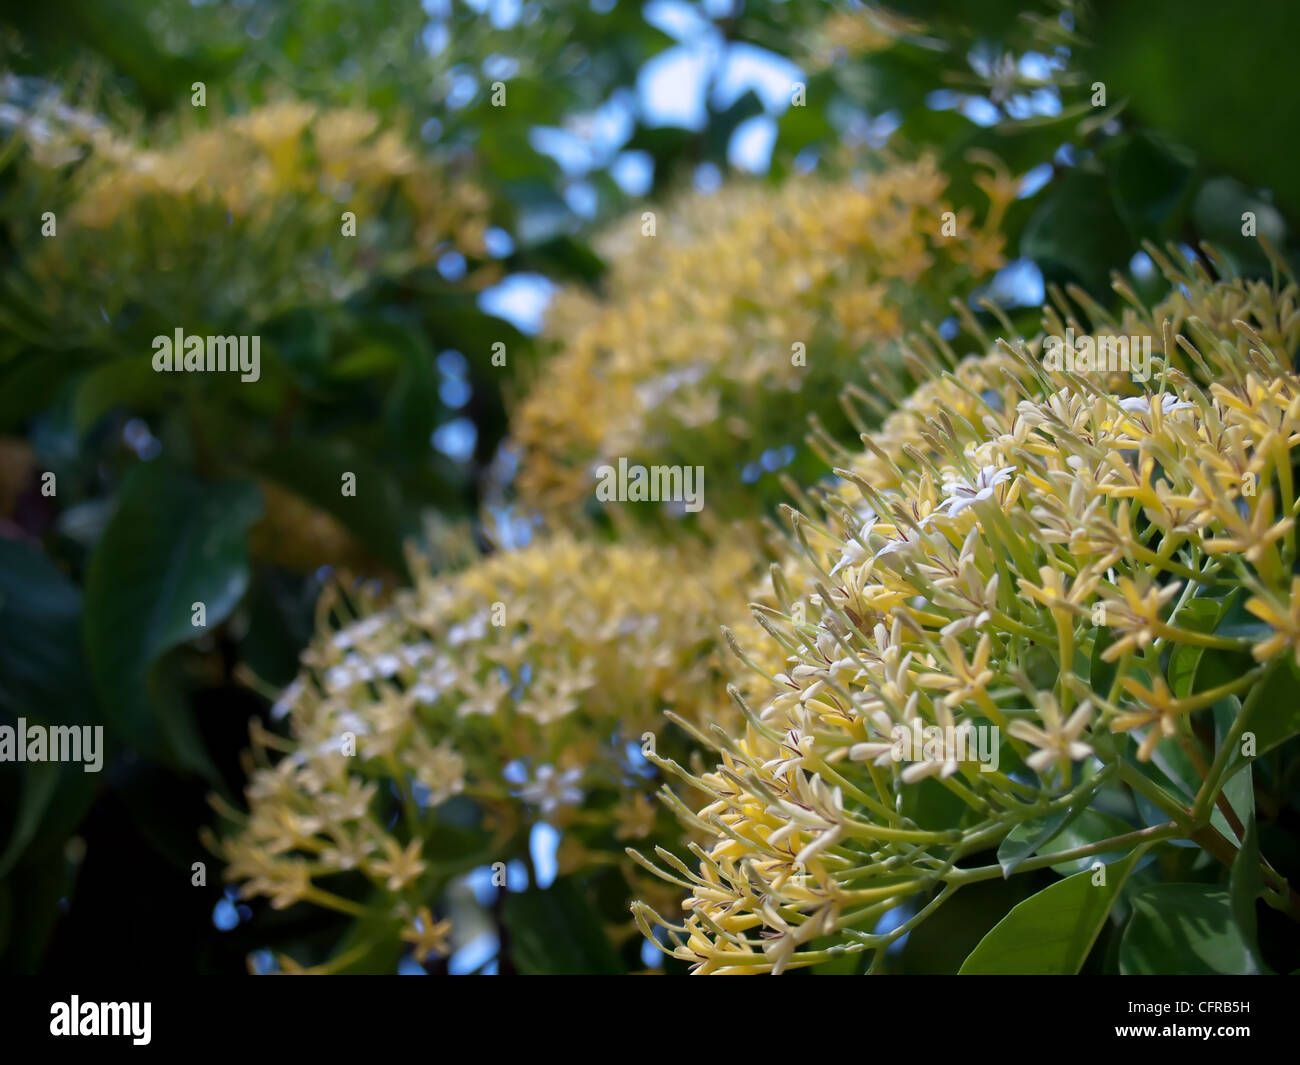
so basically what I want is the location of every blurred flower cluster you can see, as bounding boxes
[633,258,1300,972]
[6,95,491,336]
[510,156,1013,524]
[216,531,763,971]
[808,6,922,67]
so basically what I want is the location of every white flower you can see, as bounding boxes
[1117,394,1195,416]
[374,653,402,678]
[939,464,1016,517]
[324,665,354,693]
[271,679,304,721]
[400,642,434,666]
[829,508,877,576]
[1007,697,1094,776]
[518,764,584,816]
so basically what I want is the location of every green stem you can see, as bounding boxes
[944,822,1180,886]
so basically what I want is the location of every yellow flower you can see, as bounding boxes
[511,157,1006,523]
[219,533,763,965]
[369,838,427,893]
[1112,676,1184,762]
[1007,696,1094,777]
[635,263,1300,972]
[400,907,453,963]
[1097,577,1182,662]
[1245,578,1300,666]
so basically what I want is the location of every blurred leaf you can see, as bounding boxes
[422,797,496,873]
[72,357,167,435]
[526,235,606,284]
[0,763,59,880]
[329,898,405,975]
[1090,0,1300,221]
[0,354,78,432]
[238,570,319,688]
[1,847,73,973]
[0,538,98,726]
[1193,176,1288,274]
[901,772,970,830]
[1106,131,1197,244]
[0,540,103,877]
[262,308,333,384]
[1021,170,1134,295]
[1088,625,1118,696]
[706,89,765,164]
[257,440,412,574]
[774,71,837,158]
[503,876,623,975]
[83,466,262,763]
[901,875,1045,974]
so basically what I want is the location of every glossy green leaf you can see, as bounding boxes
[1167,596,1228,698]
[1038,809,1139,875]
[960,845,1147,974]
[1235,658,1300,758]
[1120,884,1258,975]
[997,806,1076,877]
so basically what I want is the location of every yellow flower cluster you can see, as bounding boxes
[24,100,491,330]
[810,6,923,66]
[215,533,760,971]
[510,156,1010,524]
[633,257,1300,973]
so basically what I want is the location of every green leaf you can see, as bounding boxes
[1038,809,1139,875]
[84,466,262,765]
[329,900,405,975]
[0,540,103,873]
[0,762,59,879]
[257,440,412,574]
[1193,177,1286,275]
[1167,596,1228,698]
[901,773,971,831]
[1229,809,1267,973]
[1235,658,1300,758]
[1106,132,1197,244]
[997,806,1076,877]
[1088,625,1117,698]
[421,796,497,876]
[72,357,168,435]
[706,89,765,165]
[1090,0,1300,220]
[328,343,401,380]
[1120,884,1258,975]
[0,353,78,432]
[1214,720,1255,841]
[960,845,1148,974]
[503,877,624,975]
[1021,171,1134,296]
[0,538,98,727]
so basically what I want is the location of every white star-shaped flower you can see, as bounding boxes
[939,464,1016,517]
